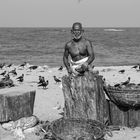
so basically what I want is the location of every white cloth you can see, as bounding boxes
[70,57,88,76]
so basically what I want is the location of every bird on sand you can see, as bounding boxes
[19,62,27,68]
[7,63,13,68]
[118,69,125,74]
[16,74,24,82]
[121,77,130,86]
[9,68,17,76]
[38,80,49,89]
[29,65,38,71]
[114,83,121,88]
[53,76,61,84]
[0,63,5,69]
[58,66,63,71]
[38,76,45,84]
[132,65,138,69]
[0,70,6,76]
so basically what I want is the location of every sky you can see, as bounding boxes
[0,0,139,27]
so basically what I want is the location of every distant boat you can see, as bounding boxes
[104,28,124,32]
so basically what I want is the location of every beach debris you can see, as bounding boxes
[38,80,49,89]
[2,115,38,139]
[118,69,125,74]
[53,76,61,84]
[0,70,6,76]
[58,65,63,71]
[16,74,24,82]
[29,65,38,71]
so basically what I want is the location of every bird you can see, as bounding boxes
[9,68,17,76]
[131,65,138,69]
[0,63,5,69]
[2,73,10,81]
[118,69,125,74]
[7,63,13,68]
[19,62,27,68]
[114,83,121,88]
[121,77,130,86]
[37,76,45,84]
[16,74,24,82]
[38,80,49,89]
[0,70,6,76]
[29,65,38,71]
[53,76,61,83]
[58,66,63,71]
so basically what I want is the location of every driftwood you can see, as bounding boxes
[62,71,109,124]
[0,90,36,122]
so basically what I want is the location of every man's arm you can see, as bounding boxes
[63,44,72,74]
[86,40,95,65]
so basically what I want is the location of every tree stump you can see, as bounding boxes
[0,89,36,122]
[62,71,109,123]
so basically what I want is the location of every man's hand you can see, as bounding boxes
[81,62,88,71]
[67,68,72,75]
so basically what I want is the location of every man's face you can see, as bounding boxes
[71,30,83,40]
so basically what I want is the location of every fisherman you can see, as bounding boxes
[63,22,95,76]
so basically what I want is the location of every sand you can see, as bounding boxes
[0,63,140,140]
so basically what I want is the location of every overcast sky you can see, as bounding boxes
[0,0,139,27]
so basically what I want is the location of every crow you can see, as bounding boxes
[29,65,38,71]
[16,74,24,82]
[58,66,63,71]
[19,62,27,67]
[9,68,17,76]
[0,63,5,69]
[131,65,138,69]
[118,69,125,74]
[38,80,49,89]
[37,76,45,84]
[53,76,61,83]
[114,83,121,88]
[7,63,13,68]
[121,77,130,86]
[0,71,6,76]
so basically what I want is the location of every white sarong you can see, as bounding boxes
[70,57,88,76]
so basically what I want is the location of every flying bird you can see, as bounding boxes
[53,76,61,84]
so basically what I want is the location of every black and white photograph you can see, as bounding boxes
[0,0,140,140]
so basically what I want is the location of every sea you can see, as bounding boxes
[0,27,140,68]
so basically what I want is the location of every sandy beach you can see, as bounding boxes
[0,63,140,140]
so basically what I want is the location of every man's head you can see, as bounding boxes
[71,22,84,40]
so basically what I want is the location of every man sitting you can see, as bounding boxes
[63,22,95,76]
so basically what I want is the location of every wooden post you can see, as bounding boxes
[62,71,109,124]
[0,90,36,122]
